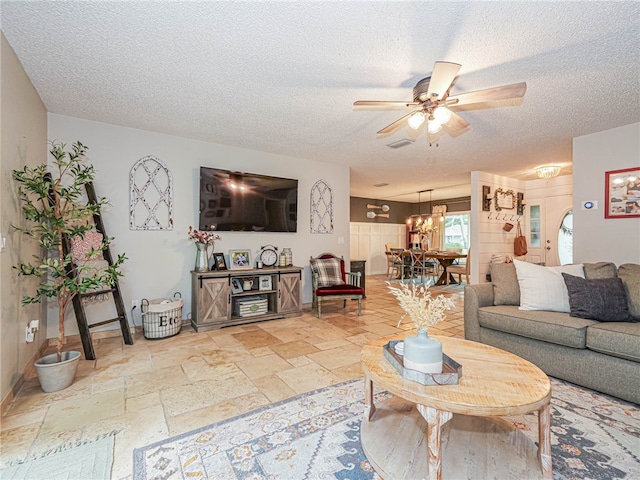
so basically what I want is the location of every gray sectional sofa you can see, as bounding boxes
[464,262,640,404]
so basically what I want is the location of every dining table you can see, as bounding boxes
[419,250,468,285]
[386,250,468,285]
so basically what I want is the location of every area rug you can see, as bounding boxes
[133,378,639,480]
[0,434,114,480]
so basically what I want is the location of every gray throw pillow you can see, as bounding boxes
[491,263,520,306]
[618,263,640,320]
[562,273,633,322]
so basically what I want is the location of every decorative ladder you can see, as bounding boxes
[56,179,134,360]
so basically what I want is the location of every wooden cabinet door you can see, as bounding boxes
[278,273,301,314]
[198,277,230,324]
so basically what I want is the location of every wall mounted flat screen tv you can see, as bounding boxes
[199,167,298,232]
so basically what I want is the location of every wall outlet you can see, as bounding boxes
[26,326,35,343]
[29,319,39,332]
[132,299,139,309]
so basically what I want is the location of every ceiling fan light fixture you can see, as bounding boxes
[432,106,451,124]
[536,165,561,179]
[407,112,425,129]
[427,118,442,133]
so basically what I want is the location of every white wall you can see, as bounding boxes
[350,222,406,275]
[48,114,351,337]
[471,172,573,283]
[573,123,640,265]
[470,172,526,283]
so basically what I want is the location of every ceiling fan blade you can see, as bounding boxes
[448,82,527,106]
[445,111,470,132]
[377,112,416,134]
[354,100,420,107]
[426,62,462,100]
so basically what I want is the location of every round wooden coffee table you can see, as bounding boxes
[360,335,552,480]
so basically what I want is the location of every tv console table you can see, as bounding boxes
[191,266,303,332]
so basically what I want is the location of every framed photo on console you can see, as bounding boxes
[259,275,272,291]
[229,249,252,269]
[230,278,243,294]
[211,252,227,270]
[605,167,640,219]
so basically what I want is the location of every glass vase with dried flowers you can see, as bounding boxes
[387,282,454,373]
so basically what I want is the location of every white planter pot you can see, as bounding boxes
[34,351,81,393]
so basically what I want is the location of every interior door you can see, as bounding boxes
[543,195,573,266]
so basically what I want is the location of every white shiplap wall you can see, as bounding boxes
[471,172,573,283]
[471,172,526,283]
[350,223,406,275]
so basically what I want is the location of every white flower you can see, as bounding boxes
[387,282,454,331]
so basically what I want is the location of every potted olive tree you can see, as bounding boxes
[13,141,126,392]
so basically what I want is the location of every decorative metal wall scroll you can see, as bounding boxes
[129,156,173,230]
[310,180,334,234]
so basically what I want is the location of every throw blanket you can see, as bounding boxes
[77,259,111,304]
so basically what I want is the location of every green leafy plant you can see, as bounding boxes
[13,141,126,361]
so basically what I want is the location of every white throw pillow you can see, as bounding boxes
[513,260,585,313]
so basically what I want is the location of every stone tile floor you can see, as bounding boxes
[0,275,465,479]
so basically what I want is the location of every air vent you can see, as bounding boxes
[387,139,414,149]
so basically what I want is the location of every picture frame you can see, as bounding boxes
[229,249,252,269]
[211,252,227,271]
[493,188,516,211]
[605,167,640,219]
[230,278,243,294]
[259,275,272,291]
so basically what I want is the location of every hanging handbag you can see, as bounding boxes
[514,221,528,256]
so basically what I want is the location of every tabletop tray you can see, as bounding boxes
[383,340,462,386]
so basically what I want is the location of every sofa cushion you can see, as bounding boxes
[491,263,520,306]
[618,263,640,320]
[562,274,633,322]
[513,260,584,313]
[587,322,640,362]
[478,305,598,348]
[583,262,618,279]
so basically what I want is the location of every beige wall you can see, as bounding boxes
[0,33,48,403]
[47,114,351,338]
[573,123,640,265]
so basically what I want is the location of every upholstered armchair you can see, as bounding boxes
[310,253,364,318]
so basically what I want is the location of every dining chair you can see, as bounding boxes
[410,248,434,284]
[388,248,406,280]
[445,249,470,285]
[385,243,396,278]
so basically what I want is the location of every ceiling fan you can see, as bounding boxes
[354,61,527,136]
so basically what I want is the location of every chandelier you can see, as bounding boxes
[535,165,561,179]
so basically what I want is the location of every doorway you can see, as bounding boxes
[528,195,572,266]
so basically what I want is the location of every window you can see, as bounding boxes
[529,205,541,247]
[443,213,470,252]
[557,210,573,265]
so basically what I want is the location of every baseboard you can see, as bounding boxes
[1,340,49,416]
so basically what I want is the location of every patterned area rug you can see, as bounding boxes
[133,378,639,480]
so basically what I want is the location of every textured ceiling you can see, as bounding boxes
[2,1,639,203]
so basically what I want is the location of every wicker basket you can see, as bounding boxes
[141,292,183,340]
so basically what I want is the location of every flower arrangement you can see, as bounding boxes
[387,282,454,331]
[187,226,220,246]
